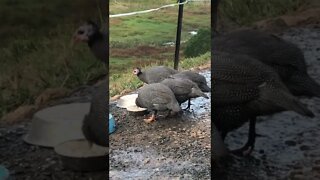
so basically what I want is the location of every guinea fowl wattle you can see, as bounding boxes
[135,83,181,123]
[133,66,178,84]
[82,80,108,147]
[212,51,314,156]
[213,29,320,98]
[73,20,108,63]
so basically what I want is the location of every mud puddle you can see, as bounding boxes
[217,27,320,179]
[109,70,211,179]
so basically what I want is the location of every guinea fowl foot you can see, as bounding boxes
[182,103,193,111]
[231,146,253,157]
[144,114,156,123]
[182,106,191,111]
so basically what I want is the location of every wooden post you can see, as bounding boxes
[174,0,185,70]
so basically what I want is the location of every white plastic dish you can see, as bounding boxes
[24,103,89,147]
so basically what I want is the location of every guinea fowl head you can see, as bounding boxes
[133,67,142,75]
[73,20,100,43]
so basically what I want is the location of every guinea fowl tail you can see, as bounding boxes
[288,73,320,98]
[259,84,315,117]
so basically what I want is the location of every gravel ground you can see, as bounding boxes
[216,26,320,180]
[109,71,211,179]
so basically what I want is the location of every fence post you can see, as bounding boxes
[174,0,185,70]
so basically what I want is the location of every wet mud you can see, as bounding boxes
[109,71,211,179]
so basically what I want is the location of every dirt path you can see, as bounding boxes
[216,26,320,180]
[109,71,211,179]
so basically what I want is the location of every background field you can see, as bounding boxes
[109,0,211,96]
[0,0,105,118]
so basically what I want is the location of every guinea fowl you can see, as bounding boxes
[135,83,181,123]
[213,29,320,97]
[171,71,211,93]
[133,66,178,84]
[73,20,108,63]
[82,80,108,147]
[212,51,314,156]
[160,77,209,107]
[170,71,210,109]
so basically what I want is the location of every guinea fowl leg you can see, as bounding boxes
[183,99,192,110]
[144,111,157,123]
[231,117,257,156]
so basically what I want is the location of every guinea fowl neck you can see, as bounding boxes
[88,31,104,47]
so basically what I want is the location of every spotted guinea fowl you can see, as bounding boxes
[167,71,210,109]
[213,29,320,98]
[135,83,181,123]
[171,71,211,93]
[82,80,108,147]
[73,20,107,63]
[212,51,314,156]
[133,66,178,84]
[160,77,209,108]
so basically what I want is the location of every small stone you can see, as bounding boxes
[312,165,320,171]
[300,145,311,151]
[144,158,150,164]
[291,174,305,180]
[285,140,297,146]
[191,132,197,137]
[315,159,320,165]
[290,169,304,176]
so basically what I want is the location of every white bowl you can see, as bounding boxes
[24,103,89,147]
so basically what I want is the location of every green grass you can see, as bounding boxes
[110,2,211,47]
[220,0,304,25]
[0,0,104,118]
[109,0,210,97]
[109,52,211,97]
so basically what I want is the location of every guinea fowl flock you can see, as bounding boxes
[72,19,319,158]
[133,66,211,123]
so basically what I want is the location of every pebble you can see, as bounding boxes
[285,140,297,146]
[300,145,311,151]
[312,165,320,172]
[290,174,306,180]
[143,158,150,164]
